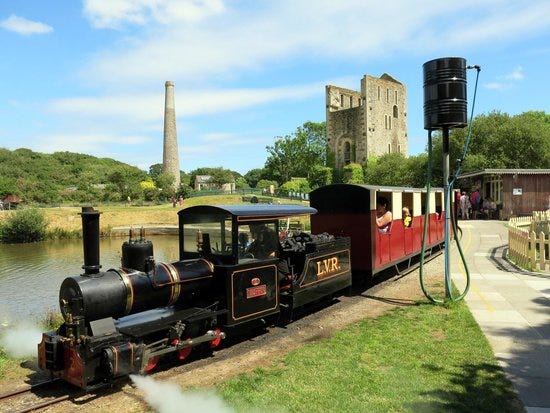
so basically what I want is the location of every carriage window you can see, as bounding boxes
[182,217,232,256]
[238,222,278,262]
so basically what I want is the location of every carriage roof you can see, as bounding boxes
[178,204,317,222]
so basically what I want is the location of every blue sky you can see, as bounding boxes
[1,1,549,175]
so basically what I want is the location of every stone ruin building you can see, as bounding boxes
[326,73,408,169]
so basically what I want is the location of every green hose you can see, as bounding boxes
[418,134,471,303]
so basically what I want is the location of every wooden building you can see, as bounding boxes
[1,194,21,210]
[458,169,550,219]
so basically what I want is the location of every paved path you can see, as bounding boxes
[451,220,550,413]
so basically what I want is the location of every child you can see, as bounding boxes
[402,207,412,228]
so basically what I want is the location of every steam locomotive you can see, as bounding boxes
[38,184,445,390]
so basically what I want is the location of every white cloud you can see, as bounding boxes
[483,82,509,91]
[33,133,149,154]
[484,66,525,91]
[505,66,524,81]
[48,82,323,121]
[83,0,224,29]
[76,0,550,89]
[0,14,53,35]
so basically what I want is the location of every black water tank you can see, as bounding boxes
[423,57,467,130]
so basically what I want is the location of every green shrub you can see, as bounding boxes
[0,208,47,243]
[41,310,64,331]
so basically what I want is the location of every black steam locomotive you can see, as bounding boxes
[38,203,352,389]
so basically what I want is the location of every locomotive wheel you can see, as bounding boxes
[210,329,222,349]
[144,356,160,372]
[172,338,192,361]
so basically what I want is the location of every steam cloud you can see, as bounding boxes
[130,375,234,413]
[0,322,42,358]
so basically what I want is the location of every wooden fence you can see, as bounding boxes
[508,211,550,272]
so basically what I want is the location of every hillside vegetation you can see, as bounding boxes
[1,111,549,207]
[0,148,147,205]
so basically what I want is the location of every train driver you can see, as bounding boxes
[376,197,393,233]
[246,223,279,259]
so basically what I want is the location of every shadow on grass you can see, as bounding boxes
[409,362,524,413]
[360,293,418,306]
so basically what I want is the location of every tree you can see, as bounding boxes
[256,179,278,191]
[280,178,310,196]
[148,163,164,180]
[209,168,235,187]
[244,168,268,188]
[188,167,238,190]
[445,110,550,172]
[264,121,328,185]
[235,176,249,189]
[363,153,408,186]
[342,163,364,184]
[308,165,332,189]
[154,172,176,197]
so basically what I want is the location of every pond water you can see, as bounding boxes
[0,236,180,323]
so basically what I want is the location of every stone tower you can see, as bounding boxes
[326,73,408,169]
[163,80,181,190]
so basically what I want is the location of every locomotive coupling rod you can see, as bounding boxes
[148,330,226,358]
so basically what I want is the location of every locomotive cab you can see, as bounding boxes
[178,205,352,327]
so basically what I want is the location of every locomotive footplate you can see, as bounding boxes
[115,306,220,338]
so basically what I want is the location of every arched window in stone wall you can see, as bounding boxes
[393,105,398,118]
[344,141,352,165]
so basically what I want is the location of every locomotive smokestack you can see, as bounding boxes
[162,80,181,191]
[80,206,102,275]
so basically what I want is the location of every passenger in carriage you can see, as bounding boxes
[376,197,393,233]
[402,207,412,228]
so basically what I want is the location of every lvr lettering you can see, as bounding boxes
[316,257,340,277]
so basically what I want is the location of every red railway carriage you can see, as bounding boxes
[310,184,446,276]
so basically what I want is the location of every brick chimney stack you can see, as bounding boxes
[162,80,181,191]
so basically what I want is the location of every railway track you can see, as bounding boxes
[0,379,80,413]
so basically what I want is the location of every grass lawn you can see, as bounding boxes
[220,300,521,413]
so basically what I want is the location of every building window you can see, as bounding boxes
[386,88,390,102]
[388,143,391,153]
[395,90,398,103]
[389,116,392,129]
[393,105,398,118]
[340,94,344,107]
[350,96,353,107]
[344,142,351,165]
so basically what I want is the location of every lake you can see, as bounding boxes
[0,235,180,324]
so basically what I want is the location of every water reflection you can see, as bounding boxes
[0,236,180,323]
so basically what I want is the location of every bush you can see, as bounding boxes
[0,208,47,243]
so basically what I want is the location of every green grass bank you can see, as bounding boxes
[220,301,521,413]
